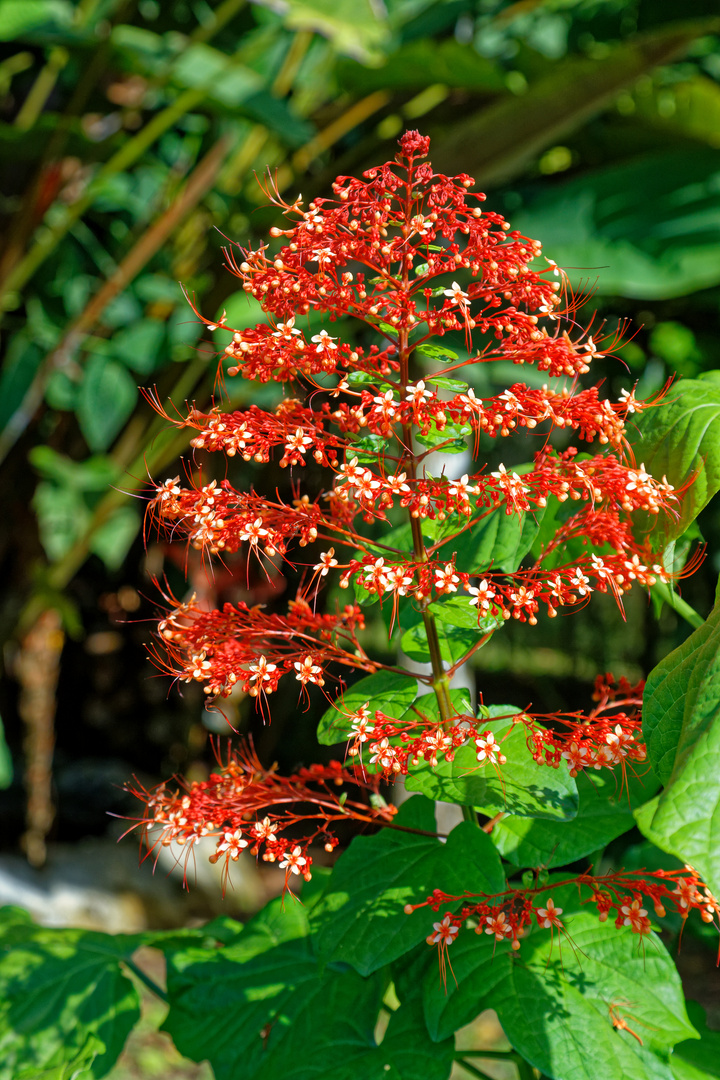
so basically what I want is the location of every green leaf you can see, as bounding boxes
[108,319,166,376]
[0,331,43,431]
[0,0,73,41]
[414,344,459,363]
[163,892,452,1080]
[374,987,454,1080]
[630,377,720,543]
[491,766,661,869]
[212,292,265,344]
[406,708,579,820]
[400,615,479,665]
[0,907,144,1080]
[672,1001,720,1080]
[424,376,469,391]
[512,146,720,299]
[632,74,720,150]
[310,796,505,975]
[317,671,418,746]
[432,21,720,189]
[76,356,138,452]
[88,506,141,571]
[255,0,391,63]
[29,448,118,491]
[337,38,506,93]
[637,581,720,895]
[437,504,544,575]
[32,482,89,562]
[428,596,503,632]
[0,715,12,790]
[415,417,470,453]
[425,883,696,1077]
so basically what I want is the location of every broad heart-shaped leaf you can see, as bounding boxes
[310,796,505,976]
[163,891,453,1080]
[434,503,544,575]
[630,376,720,543]
[491,766,661,869]
[423,882,697,1080]
[643,581,720,784]
[316,671,418,746]
[76,355,138,453]
[672,1001,720,1080]
[430,21,719,190]
[0,906,144,1080]
[637,580,720,895]
[406,708,578,821]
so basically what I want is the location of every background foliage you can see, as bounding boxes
[1,0,720,1077]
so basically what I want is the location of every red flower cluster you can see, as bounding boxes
[152,589,368,703]
[126,743,396,891]
[408,865,720,959]
[133,131,694,902]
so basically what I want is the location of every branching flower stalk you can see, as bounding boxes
[130,131,717,953]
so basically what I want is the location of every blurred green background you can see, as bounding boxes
[1,0,720,1071]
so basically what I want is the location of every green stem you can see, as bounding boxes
[123,958,168,1002]
[516,1058,537,1080]
[652,581,704,630]
[455,1060,495,1080]
[462,805,478,825]
[454,1049,522,1062]
[14,46,69,131]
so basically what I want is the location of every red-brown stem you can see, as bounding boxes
[397,166,455,728]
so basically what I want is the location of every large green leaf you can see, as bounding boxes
[0,0,73,41]
[636,581,720,894]
[672,1002,720,1080]
[253,0,390,63]
[163,891,453,1080]
[423,883,697,1079]
[430,20,717,188]
[511,147,720,299]
[337,38,506,93]
[0,907,143,1080]
[492,766,660,869]
[400,614,480,665]
[310,796,505,975]
[76,356,138,453]
[631,74,720,150]
[406,708,579,821]
[434,503,543,575]
[630,376,720,542]
[317,671,418,746]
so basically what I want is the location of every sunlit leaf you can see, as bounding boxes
[637,580,720,895]
[311,797,505,975]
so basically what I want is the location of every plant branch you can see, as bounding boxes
[123,958,168,1002]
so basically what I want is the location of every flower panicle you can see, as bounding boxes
[333,673,646,782]
[153,589,369,700]
[125,741,397,893]
[406,865,720,960]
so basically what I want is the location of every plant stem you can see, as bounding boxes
[14,47,69,131]
[652,580,704,630]
[123,958,169,1002]
[455,1060,495,1080]
[516,1057,537,1079]
[397,320,454,725]
[455,1048,523,1061]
